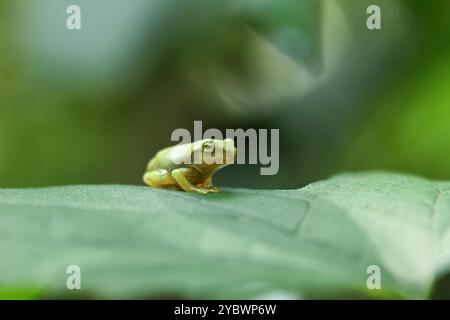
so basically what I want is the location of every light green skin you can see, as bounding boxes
[143,139,236,194]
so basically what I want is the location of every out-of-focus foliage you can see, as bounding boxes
[0,0,449,189]
[346,57,450,178]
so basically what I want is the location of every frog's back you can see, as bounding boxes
[146,155,159,171]
[146,144,191,172]
[146,147,171,171]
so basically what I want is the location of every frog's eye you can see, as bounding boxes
[203,142,215,153]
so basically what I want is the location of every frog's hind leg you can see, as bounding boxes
[171,168,214,194]
[143,169,176,189]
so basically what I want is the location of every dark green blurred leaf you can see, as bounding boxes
[346,57,450,179]
[239,0,323,72]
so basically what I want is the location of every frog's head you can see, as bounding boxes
[192,138,236,169]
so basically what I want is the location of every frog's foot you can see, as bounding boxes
[190,186,219,194]
[205,186,220,193]
[195,179,220,193]
[192,188,211,194]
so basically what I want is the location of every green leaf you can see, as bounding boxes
[0,172,449,299]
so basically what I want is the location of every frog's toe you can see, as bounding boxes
[208,186,220,193]
[195,188,210,194]
[193,187,219,194]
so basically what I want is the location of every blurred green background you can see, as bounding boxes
[1,0,449,189]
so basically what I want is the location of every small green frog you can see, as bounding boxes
[143,139,236,194]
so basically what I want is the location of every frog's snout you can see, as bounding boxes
[223,138,237,163]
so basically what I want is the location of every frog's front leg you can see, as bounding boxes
[171,168,214,194]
